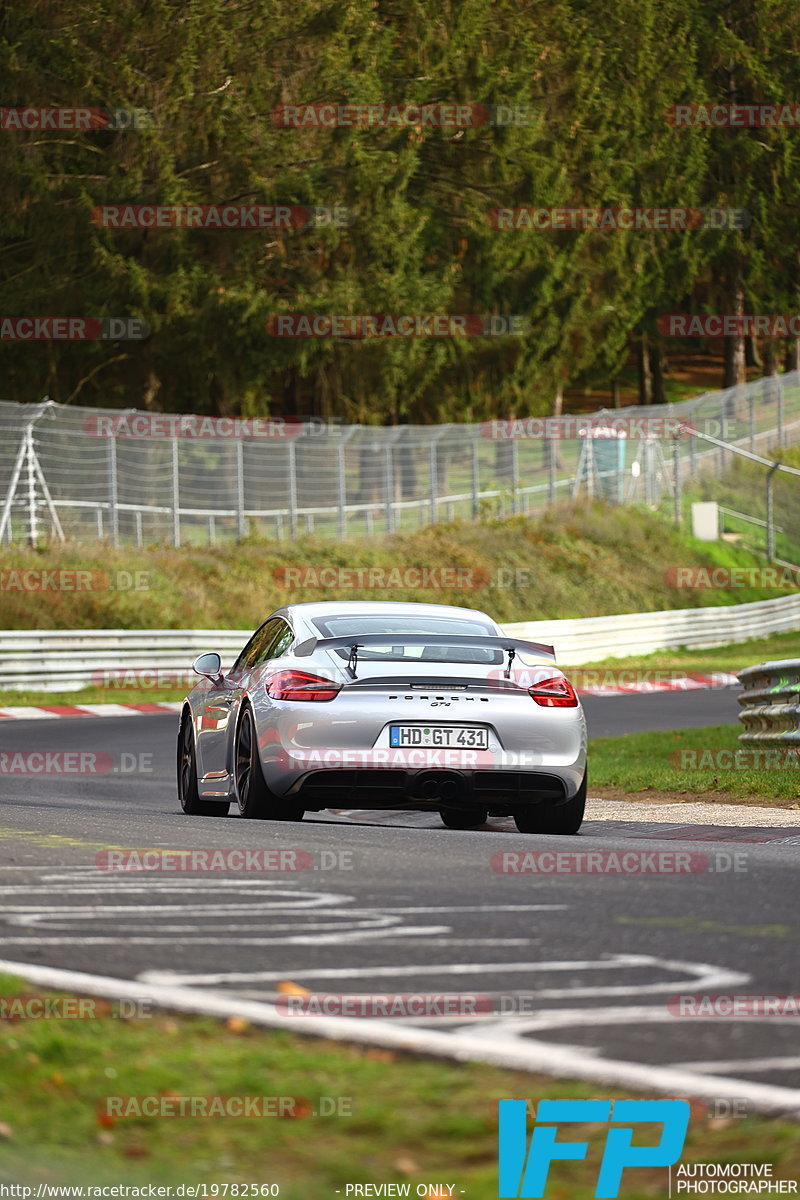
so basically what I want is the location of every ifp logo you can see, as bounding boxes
[498,1099,689,1198]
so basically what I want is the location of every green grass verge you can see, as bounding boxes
[0,686,185,707]
[590,723,800,805]
[2,499,798,634]
[0,976,798,1194]
[579,629,800,676]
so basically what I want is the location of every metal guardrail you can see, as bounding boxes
[505,593,800,667]
[0,629,247,693]
[737,659,800,747]
[2,593,799,691]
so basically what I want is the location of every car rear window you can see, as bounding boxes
[310,614,502,663]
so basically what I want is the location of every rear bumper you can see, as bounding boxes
[274,764,584,811]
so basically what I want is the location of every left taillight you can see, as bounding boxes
[528,676,578,707]
[265,670,342,702]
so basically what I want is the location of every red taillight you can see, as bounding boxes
[265,670,341,702]
[528,676,578,707]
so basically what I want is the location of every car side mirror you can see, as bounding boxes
[192,652,222,680]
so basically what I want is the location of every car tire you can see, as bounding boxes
[513,772,587,835]
[440,807,488,830]
[235,705,304,821]
[178,712,230,817]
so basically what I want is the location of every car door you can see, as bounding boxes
[237,617,297,762]
[195,620,281,786]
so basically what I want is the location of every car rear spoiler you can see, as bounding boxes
[293,633,555,674]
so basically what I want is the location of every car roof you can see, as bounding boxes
[271,600,498,627]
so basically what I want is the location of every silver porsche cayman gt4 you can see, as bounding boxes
[177,601,587,833]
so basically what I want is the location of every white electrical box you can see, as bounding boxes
[692,501,719,541]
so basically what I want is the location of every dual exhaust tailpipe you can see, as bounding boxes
[410,770,466,805]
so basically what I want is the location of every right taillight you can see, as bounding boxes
[528,676,578,707]
[265,670,341,702]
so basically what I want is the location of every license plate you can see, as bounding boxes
[389,725,488,749]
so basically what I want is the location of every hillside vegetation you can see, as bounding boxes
[1,500,796,631]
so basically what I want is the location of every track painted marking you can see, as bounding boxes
[675,1056,800,1074]
[0,956,796,1119]
[138,954,744,991]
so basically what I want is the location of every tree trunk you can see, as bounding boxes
[650,343,666,405]
[785,339,800,373]
[722,272,746,389]
[494,439,514,485]
[745,335,761,368]
[396,440,418,498]
[547,384,564,470]
[637,333,652,405]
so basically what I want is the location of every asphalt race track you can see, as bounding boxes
[1,688,799,1117]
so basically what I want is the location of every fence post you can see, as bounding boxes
[171,437,181,547]
[236,440,247,539]
[0,428,29,546]
[510,438,519,514]
[108,437,119,548]
[287,440,297,537]
[26,425,37,548]
[384,442,395,532]
[777,375,784,447]
[766,460,780,560]
[547,439,556,505]
[471,440,479,518]
[429,440,438,524]
[672,439,681,526]
[337,438,347,540]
